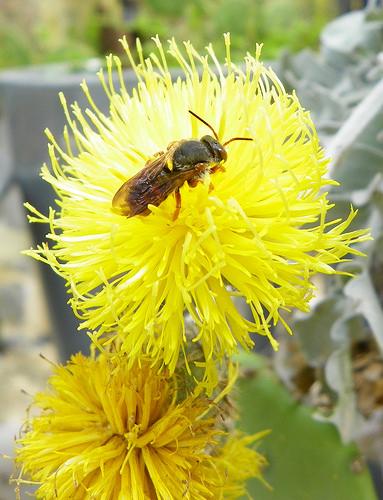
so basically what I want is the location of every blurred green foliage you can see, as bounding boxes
[0,0,124,69]
[0,0,348,69]
[132,0,338,60]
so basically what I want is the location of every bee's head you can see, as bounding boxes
[201,135,227,162]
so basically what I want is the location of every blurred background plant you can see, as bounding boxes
[0,0,369,69]
[132,0,338,60]
[0,0,127,68]
[268,0,383,477]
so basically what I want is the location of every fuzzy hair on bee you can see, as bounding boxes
[112,110,252,220]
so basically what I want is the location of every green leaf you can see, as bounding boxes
[236,351,377,500]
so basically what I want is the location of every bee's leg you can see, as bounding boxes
[187,178,200,188]
[173,188,181,220]
[209,163,225,174]
[208,163,225,192]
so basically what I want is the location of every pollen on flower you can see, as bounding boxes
[14,353,267,499]
[24,35,370,385]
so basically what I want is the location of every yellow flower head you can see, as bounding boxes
[26,35,369,378]
[14,353,267,499]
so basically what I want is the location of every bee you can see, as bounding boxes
[112,110,252,220]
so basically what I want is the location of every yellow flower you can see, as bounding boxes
[14,353,267,499]
[25,35,370,379]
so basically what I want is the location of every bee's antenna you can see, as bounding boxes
[188,110,219,141]
[223,137,253,147]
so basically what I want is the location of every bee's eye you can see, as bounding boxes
[201,136,227,162]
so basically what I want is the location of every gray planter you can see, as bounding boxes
[0,60,141,360]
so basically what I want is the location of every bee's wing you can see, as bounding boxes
[112,148,176,217]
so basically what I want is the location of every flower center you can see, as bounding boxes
[124,424,142,450]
